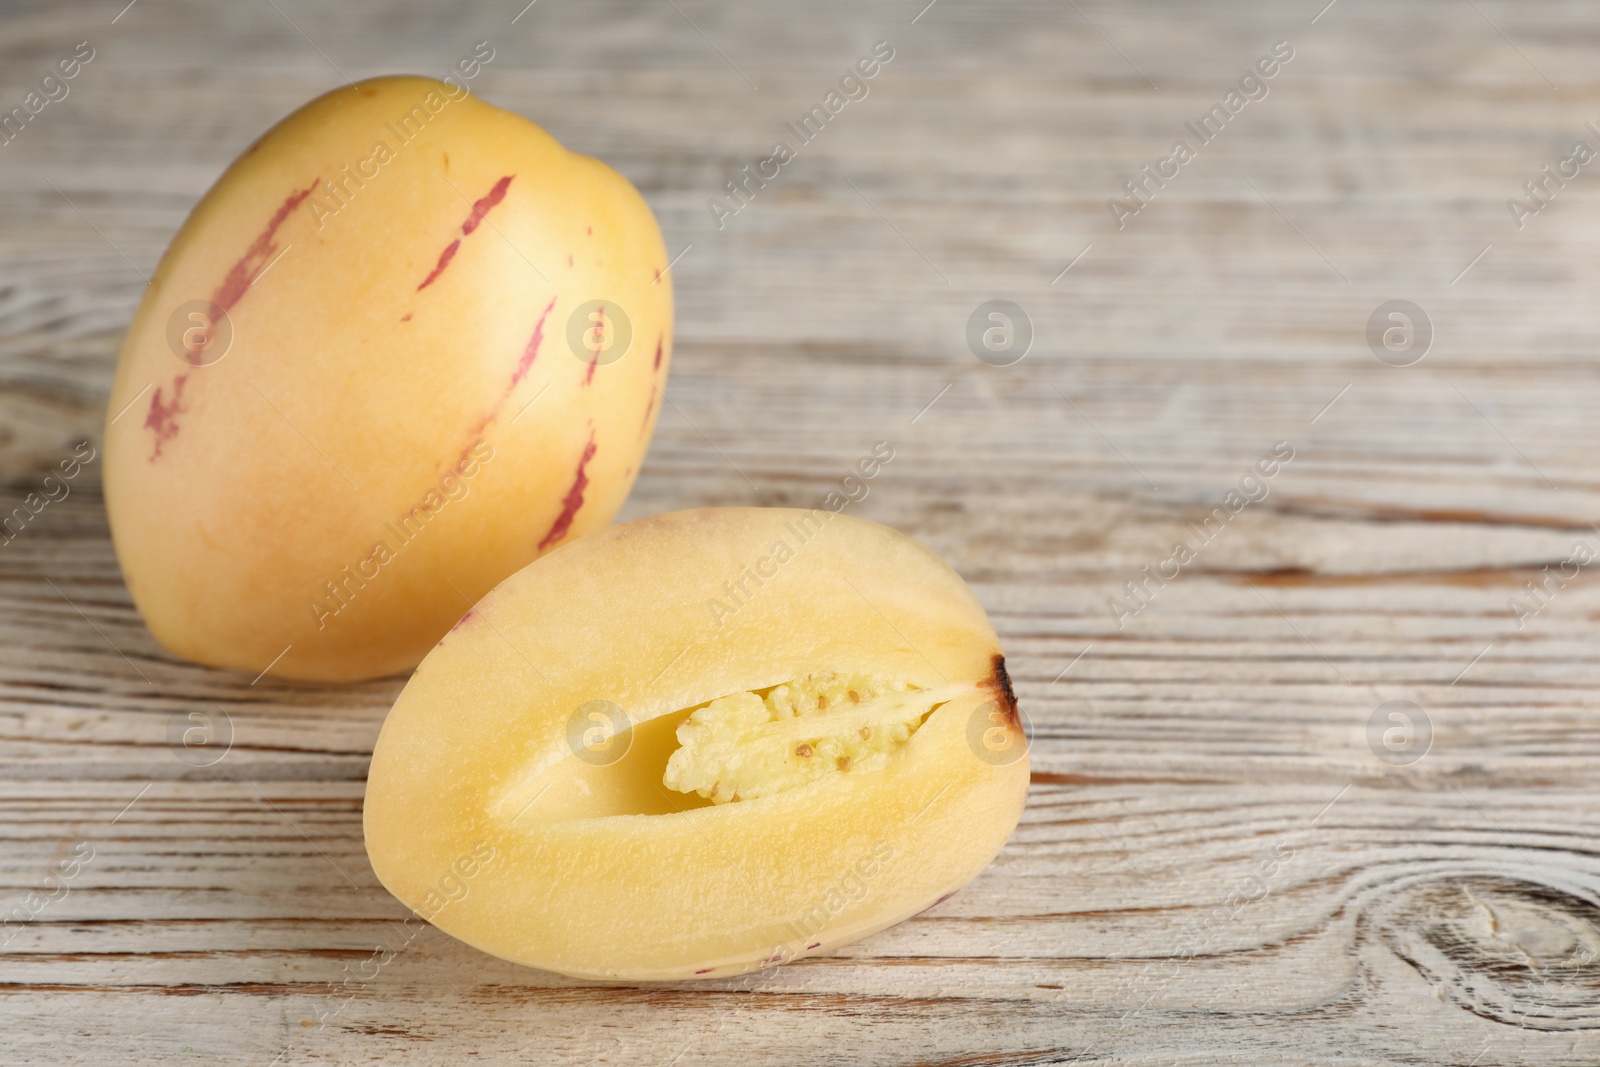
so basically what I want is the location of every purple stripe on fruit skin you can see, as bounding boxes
[416,239,461,291]
[538,429,597,552]
[410,175,515,295]
[146,178,319,459]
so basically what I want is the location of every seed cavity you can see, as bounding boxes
[663,672,968,804]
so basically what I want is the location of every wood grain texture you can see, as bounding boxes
[4,0,1600,1063]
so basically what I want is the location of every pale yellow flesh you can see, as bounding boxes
[363,508,1030,981]
[103,76,672,681]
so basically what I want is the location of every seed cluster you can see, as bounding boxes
[663,672,932,804]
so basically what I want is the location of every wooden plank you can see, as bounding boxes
[4,0,1600,1063]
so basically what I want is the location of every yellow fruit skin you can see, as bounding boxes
[364,508,1030,981]
[103,76,672,681]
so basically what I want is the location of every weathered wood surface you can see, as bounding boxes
[4,0,1600,1063]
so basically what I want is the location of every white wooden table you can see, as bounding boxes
[3,1,1599,1063]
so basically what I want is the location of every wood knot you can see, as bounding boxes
[1376,876,1600,1031]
